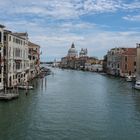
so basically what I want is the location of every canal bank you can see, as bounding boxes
[0,68,140,140]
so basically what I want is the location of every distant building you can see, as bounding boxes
[61,57,68,68]
[67,43,78,58]
[28,41,40,80]
[107,48,136,77]
[85,57,102,71]
[60,43,102,71]
[60,43,78,69]
[136,43,140,80]
[79,48,88,57]
[103,55,107,73]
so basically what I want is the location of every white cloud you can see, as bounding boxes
[1,0,140,61]
[82,0,122,14]
[123,15,140,21]
[1,0,140,20]
[122,1,140,10]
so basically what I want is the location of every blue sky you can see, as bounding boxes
[0,0,140,61]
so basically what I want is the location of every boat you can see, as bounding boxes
[17,85,33,90]
[125,75,133,82]
[0,93,19,100]
[125,75,136,82]
[134,81,140,90]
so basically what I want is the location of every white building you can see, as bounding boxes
[67,43,78,58]
[4,30,29,88]
[79,48,88,57]
[0,25,5,90]
[85,63,103,72]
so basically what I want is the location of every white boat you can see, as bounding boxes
[18,85,33,90]
[134,81,140,90]
[125,75,133,82]
[125,75,136,82]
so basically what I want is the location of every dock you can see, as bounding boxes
[0,93,19,100]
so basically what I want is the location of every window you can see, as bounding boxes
[16,62,20,70]
[13,37,15,42]
[125,56,127,62]
[0,78,1,83]
[125,64,127,70]
[9,36,11,41]
[15,48,20,57]
[112,64,113,68]
[117,64,119,68]
[29,55,31,60]
[4,47,6,55]
[134,61,136,66]
[4,35,6,41]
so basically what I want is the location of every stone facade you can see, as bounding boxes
[4,31,29,88]
[0,24,41,89]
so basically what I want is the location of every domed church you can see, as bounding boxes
[67,43,78,58]
[79,48,88,57]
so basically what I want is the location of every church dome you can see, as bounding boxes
[79,48,88,57]
[67,43,77,57]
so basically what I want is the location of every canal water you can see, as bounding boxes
[0,68,140,140]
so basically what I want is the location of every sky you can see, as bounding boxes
[0,0,140,61]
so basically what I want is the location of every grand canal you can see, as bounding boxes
[1,68,140,139]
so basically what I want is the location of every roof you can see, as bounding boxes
[4,30,26,40]
[28,41,40,48]
[122,48,136,55]
[13,32,28,36]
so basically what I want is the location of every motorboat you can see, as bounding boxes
[134,81,140,90]
[18,85,33,90]
[125,75,136,82]
[125,75,133,82]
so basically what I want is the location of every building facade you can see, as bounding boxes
[107,48,136,77]
[4,31,29,88]
[60,43,78,69]
[28,41,40,80]
[67,43,78,58]
[136,43,140,80]
[0,25,5,90]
